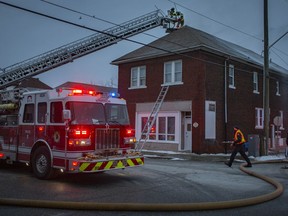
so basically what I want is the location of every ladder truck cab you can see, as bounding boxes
[0,87,143,179]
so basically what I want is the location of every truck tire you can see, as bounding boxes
[32,146,55,180]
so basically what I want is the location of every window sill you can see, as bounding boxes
[253,90,260,94]
[255,126,264,130]
[162,82,183,86]
[128,86,147,90]
[229,85,236,89]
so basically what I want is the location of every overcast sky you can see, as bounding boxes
[1,0,288,88]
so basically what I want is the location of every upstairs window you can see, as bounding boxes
[255,108,264,129]
[276,81,281,96]
[164,60,182,85]
[228,64,235,89]
[253,72,259,94]
[130,66,146,88]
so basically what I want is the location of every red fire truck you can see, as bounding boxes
[0,87,143,179]
[0,8,180,179]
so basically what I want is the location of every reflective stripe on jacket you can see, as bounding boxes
[234,129,246,144]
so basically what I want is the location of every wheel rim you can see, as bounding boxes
[36,154,48,174]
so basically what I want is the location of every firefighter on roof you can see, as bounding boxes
[177,13,184,28]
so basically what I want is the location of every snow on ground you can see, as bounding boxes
[142,149,287,162]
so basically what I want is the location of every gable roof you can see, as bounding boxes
[112,26,288,75]
[17,78,52,90]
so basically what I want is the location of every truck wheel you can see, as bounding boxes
[32,146,55,179]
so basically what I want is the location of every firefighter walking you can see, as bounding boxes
[225,126,252,168]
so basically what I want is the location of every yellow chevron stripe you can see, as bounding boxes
[79,162,90,172]
[126,159,134,167]
[79,157,144,172]
[118,160,124,168]
[136,157,144,165]
[92,162,103,171]
[104,161,113,170]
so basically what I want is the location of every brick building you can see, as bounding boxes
[112,26,288,154]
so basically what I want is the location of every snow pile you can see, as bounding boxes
[142,149,287,162]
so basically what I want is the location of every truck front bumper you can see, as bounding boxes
[68,154,144,173]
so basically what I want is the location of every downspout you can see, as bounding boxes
[224,58,229,140]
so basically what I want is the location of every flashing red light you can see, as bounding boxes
[75,129,88,136]
[72,161,78,167]
[71,89,96,96]
[88,90,95,95]
[0,153,4,158]
[72,89,83,94]
[126,128,135,136]
[38,126,44,132]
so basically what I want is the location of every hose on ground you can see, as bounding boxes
[0,160,286,211]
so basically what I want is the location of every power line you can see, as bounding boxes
[1,1,287,85]
[169,0,288,69]
[38,1,266,74]
[168,0,263,41]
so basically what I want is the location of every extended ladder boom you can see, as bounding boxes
[0,10,167,89]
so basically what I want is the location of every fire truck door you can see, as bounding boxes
[18,99,36,155]
[18,93,48,160]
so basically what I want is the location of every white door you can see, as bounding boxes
[184,117,192,151]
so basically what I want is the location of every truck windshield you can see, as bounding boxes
[66,102,105,125]
[105,104,130,125]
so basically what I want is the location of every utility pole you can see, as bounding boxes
[262,0,269,156]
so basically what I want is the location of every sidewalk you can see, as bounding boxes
[142,149,287,163]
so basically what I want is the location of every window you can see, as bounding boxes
[255,108,264,129]
[279,110,284,129]
[50,102,63,123]
[276,81,280,96]
[105,104,130,125]
[130,66,146,88]
[164,60,182,84]
[37,102,47,123]
[139,113,178,142]
[205,101,216,139]
[23,104,34,123]
[66,102,106,125]
[228,64,235,88]
[253,72,259,93]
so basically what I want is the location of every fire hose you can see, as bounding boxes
[0,160,285,211]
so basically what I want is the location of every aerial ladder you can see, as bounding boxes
[0,4,179,151]
[0,8,179,89]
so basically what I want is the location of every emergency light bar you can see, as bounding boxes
[57,87,120,98]
[71,89,97,96]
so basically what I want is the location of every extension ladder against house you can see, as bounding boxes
[135,85,169,152]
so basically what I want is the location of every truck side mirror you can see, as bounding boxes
[62,109,71,121]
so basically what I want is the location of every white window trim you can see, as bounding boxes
[276,81,281,96]
[129,66,147,89]
[279,110,284,130]
[228,64,236,89]
[136,111,180,143]
[255,107,264,129]
[253,72,259,94]
[163,60,183,86]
